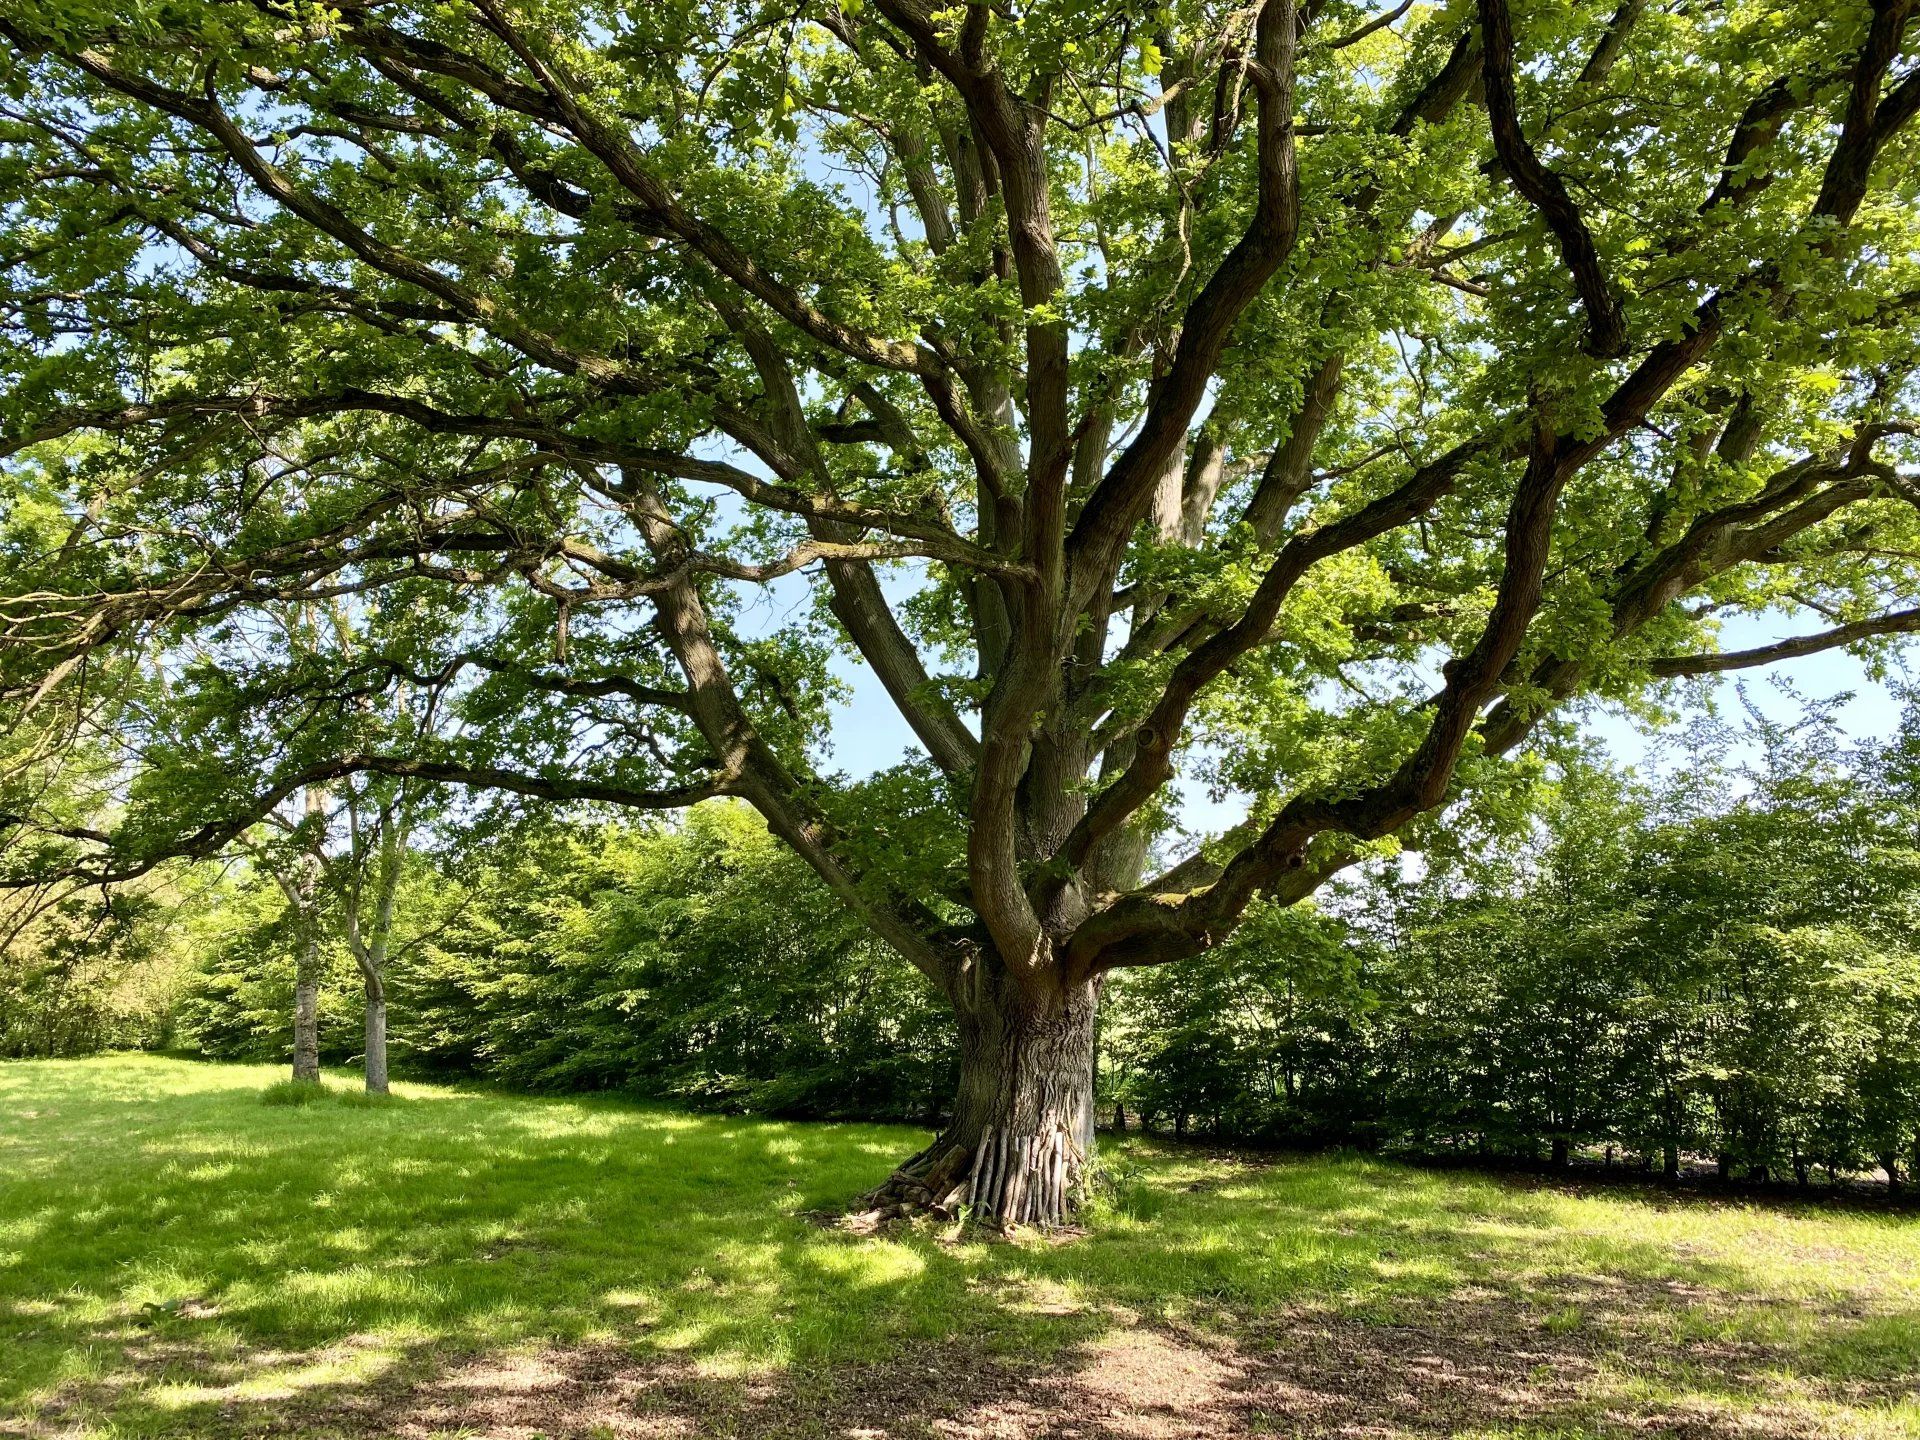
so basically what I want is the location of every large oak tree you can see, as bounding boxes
[1,0,1918,1224]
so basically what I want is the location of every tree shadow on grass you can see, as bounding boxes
[3,1059,1919,1438]
[16,1285,1918,1439]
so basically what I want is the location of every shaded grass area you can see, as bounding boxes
[1,1056,1917,1438]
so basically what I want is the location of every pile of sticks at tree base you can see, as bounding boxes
[965,1125,1079,1228]
[863,1124,1085,1230]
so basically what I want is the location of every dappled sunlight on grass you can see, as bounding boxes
[3,1056,1918,1438]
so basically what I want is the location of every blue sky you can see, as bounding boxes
[785,594,1913,832]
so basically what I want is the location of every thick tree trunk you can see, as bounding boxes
[292,934,321,1084]
[363,978,388,1095]
[870,969,1099,1229]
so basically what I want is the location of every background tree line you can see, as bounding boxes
[8,693,1920,1190]
[1111,694,1920,1189]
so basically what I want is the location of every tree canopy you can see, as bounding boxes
[2,0,1919,1221]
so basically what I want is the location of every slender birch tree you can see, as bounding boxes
[248,785,330,1083]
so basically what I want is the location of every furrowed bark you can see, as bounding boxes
[869,957,1099,1229]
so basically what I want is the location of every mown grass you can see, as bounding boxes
[2,1055,1918,1438]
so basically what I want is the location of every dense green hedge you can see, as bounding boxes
[1107,713,1920,1185]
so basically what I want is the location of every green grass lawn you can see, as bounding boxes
[2,1056,1917,1439]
